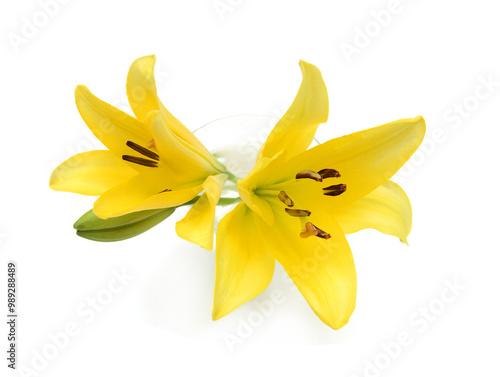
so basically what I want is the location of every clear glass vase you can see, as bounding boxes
[194,114,278,222]
[194,114,278,178]
[194,114,318,222]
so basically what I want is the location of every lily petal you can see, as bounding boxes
[50,150,136,196]
[255,200,356,329]
[126,55,161,123]
[334,180,412,244]
[132,184,204,213]
[176,173,228,250]
[126,55,226,171]
[257,60,329,161]
[93,172,203,219]
[93,173,168,219]
[283,116,426,206]
[75,85,152,172]
[212,203,275,320]
[147,111,219,183]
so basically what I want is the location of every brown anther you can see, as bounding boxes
[285,208,311,217]
[318,168,341,179]
[158,188,172,194]
[122,155,159,168]
[295,170,323,182]
[126,141,160,161]
[323,184,347,196]
[278,191,294,207]
[314,225,332,239]
[300,222,331,239]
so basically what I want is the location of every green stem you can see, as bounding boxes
[226,172,240,184]
[218,197,242,206]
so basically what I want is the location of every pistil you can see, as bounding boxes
[300,222,331,239]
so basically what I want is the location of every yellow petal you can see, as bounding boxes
[75,85,153,172]
[93,175,203,219]
[283,116,426,206]
[255,200,356,329]
[93,173,168,219]
[131,184,204,213]
[257,60,329,161]
[126,55,226,172]
[147,111,219,183]
[50,150,136,196]
[240,192,275,226]
[175,174,228,250]
[334,180,412,244]
[126,55,161,122]
[212,203,275,320]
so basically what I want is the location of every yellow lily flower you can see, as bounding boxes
[50,56,229,249]
[213,61,426,329]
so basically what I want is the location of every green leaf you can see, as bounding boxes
[74,208,175,242]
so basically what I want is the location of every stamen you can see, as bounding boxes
[126,141,160,161]
[122,155,159,168]
[158,188,172,194]
[285,208,311,217]
[278,191,294,207]
[314,225,331,239]
[318,168,341,179]
[323,184,347,196]
[300,222,331,239]
[296,170,323,182]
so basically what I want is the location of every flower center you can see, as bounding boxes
[122,141,171,194]
[277,167,347,240]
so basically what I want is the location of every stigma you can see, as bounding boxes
[300,222,331,239]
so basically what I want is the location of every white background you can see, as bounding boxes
[1,0,500,376]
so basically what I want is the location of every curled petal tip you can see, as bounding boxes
[74,85,88,97]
